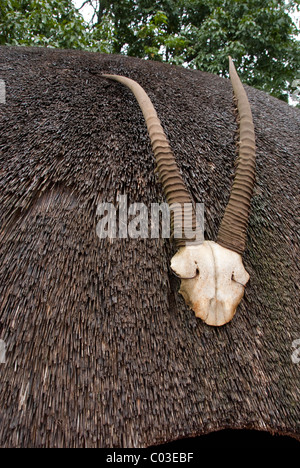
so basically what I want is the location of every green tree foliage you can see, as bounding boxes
[0,0,89,49]
[0,0,299,102]
[87,0,189,59]
[184,0,300,101]
[87,0,300,101]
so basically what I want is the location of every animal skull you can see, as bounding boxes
[171,241,250,326]
[103,57,255,327]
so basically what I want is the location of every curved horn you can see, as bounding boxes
[217,57,256,255]
[102,74,202,247]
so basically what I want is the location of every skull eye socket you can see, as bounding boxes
[172,264,199,280]
[190,262,200,279]
[231,272,246,286]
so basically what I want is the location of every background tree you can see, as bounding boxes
[0,0,89,49]
[0,0,299,102]
[183,0,300,101]
[84,0,300,101]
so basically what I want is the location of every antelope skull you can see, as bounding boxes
[103,57,255,326]
[171,242,250,326]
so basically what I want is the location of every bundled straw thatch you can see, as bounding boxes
[0,47,299,448]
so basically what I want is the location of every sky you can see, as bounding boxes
[74,0,95,23]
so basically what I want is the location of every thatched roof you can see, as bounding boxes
[0,46,299,448]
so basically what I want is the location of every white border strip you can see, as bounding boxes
[0,339,6,364]
[0,79,6,104]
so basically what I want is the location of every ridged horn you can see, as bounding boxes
[102,74,202,247]
[217,57,256,255]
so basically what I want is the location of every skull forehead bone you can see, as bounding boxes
[171,241,250,326]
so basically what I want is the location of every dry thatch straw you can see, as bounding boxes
[0,46,299,448]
